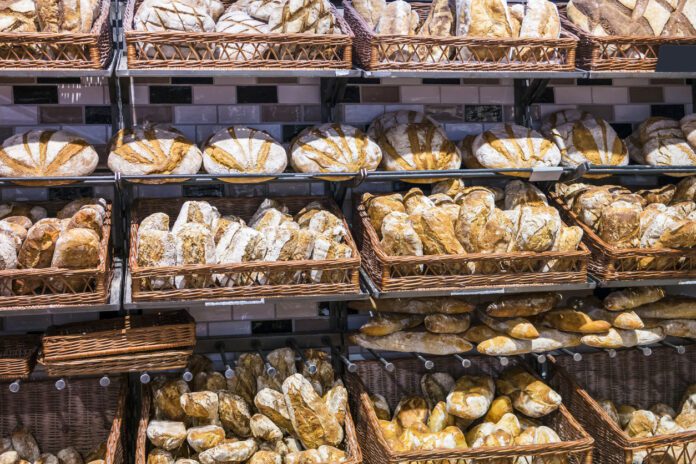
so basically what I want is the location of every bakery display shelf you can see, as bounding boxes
[0,173,116,187]
[360,269,596,299]
[594,276,696,288]
[0,55,116,78]
[0,258,123,317]
[195,332,344,354]
[586,71,696,79]
[364,69,587,79]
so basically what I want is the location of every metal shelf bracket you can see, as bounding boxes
[514,78,550,128]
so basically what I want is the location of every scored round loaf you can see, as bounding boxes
[268,0,336,34]
[108,126,202,183]
[203,126,286,182]
[549,115,628,168]
[290,123,382,180]
[472,124,561,175]
[378,122,460,183]
[135,0,223,22]
[541,109,591,136]
[0,130,98,185]
[681,113,696,147]
[367,111,439,141]
[214,11,269,60]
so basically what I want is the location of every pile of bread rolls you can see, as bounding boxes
[371,369,564,453]
[0,130,99,182]
[0,198,106,294]
[136,199,352,290]
[133,0,339,60]
[554,178,696,265]
[363,179,583,271]
[352,0,561,63]
[0,0,102,33]
[626,115,696,170]
[0,426,106,464]
[146,352,350,464]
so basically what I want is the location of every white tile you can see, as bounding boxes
[591,87,629,104]
[663,86,693,104]
[208,320,252,336]
[174,105,218,124]
[195,323,208,337]
[0,105,37,125]
[275,301,319,318]
[58,85,105,105]
[342,104,384,124]
[214,77,256,85]
[384,104,424,113]
[233,303,275,320]
[248,124,282,141]
[4,315,52,331]
[444,123,484,140]
[196,125,226,143]
[218,105,261,124]
[51,312,98,326]
[63,125,108,144]
[612,78,650,86]
[188,307,233,322]
[554,87,592,104]
[0,87,12,104]
[614,105,652,122]
[441,86,480,104]
[277,85,320,104]
[171,124,197,142]
[480,86,514,104]
[400,86,440,104]
[132,85,149,105]
[194,86,236,104]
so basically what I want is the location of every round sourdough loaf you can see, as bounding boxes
[472,124,561,176]
[108,126,202,184]
[367,110,438,141]
[548,115,629,169]
[214,11,269,60]
[290,123,382,180]
[0,130,98,185]
[202,126,286,183]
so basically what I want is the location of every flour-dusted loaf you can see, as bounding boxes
[411,207,464,255]
[137,229,176,289]
[15,218,63,293]
[174,222,215,289]
[268,0,336,33]
[476,328,580,355]
[0,130,98,183]
[518,0,560,40]
[203,126,286,180]
[446,375,495,420]
[362,192,405,236]
[173,201,220,234]
[368,111,439,141]
[486,292,560,317]
[214,11,270,60]
[109,126,203,182]
[375,0,420,60]
[380,211,424,274]
[11,427,39,462]
[681,113,696,147]
[352,0,386,29]
[472,124,561,174]
[379,123,460,182]
[216,226,266,286]
[135,0,223,22]
[417,0,454,62]
[360,313,424,336]
[455,0,514,59]
[198,439,257,464]
[50,227,100,292]
[640,117,696,169]
[0,0,37,32]
[548,114,629,169]
[146,421,187,451]
[290,124,382,178]
[508,204,561,253]
[60,0,100,32]
[496,368,561,418]
[581,327,665,349]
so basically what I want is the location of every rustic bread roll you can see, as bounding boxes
[378,123,460,183]
[214,12,269,60]
[504,180,547,210]
[147,449,173,464]
[625,410,657,438]
[454,189,495,253]
[56,449,82,464]
[108,126,203,183]
[153,379,189,421]
[411,208,464,255]
[446,375,495,420]
[50,228,100,290]
[476,328,581,356]
[10,428,38,462]
[0,130,98,184]
[350,331,473,355]
[637,185,676,205]
[250,414,283,442]
[67,205,104,238]
[393,396,428,428]
[403,188,435,216]
[59,0,100,32]
[362,193,405,237]
[598,400,620,425]
[57,198,105,219]
[421,373,456,407]
[147,421,187,451]
[497,368,561,418]
[424,313,470,334]
[0,220,26,249]
[0,0,36,32]
[136,0,223,21]
[484,396,514,423]
[203,127,285,180]
[508,203,561,253]
[603,286,665,311]
[370,394,391,421]
[478,311,540,340]
[247,451,281,464]
[352,0,386,29]
[566,0,655,36]
[181,391,219,423]
[174,223,215,289]
[268,0,336,33]
[430,194,460,223]
[137,229,175,290]
[2,216,31,230]
[580,327,665,349]
[486,293,560,318]
[427,401,455,433]
[541,309,612,333]
[472,124,561,175]
[380,212,423,274]
[542,224,584,272]
[254,388,294,434]
[17,218,61,269]
[650,403,676,418]
[186,425,224,453]
[198,440,257,464]
[290,124,381,179]
[518,0,560,41]
[217,392,251,437]
[359,313,424,336]
[571,185,621,228]
[681,113,696,147]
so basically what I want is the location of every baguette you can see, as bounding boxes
[424,313,471,334]
[645,319,696,338]
[348,297,475,315]
[485,293,561,317]
[603,286,665,311]
[541,309,612,333]
[632,297,696,319]
[586,307,644,330]
[478,311,540,340]
[359,313,424,337]
[580,328,665,349]
[350,331,473,355]
[476,329,580,356]
[462,324,502,343]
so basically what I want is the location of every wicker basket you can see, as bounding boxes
[0,0,112,69]
[0,202,112,310]
[135,377,363,464]
[39,349,193,377]
[0,376,126,464]
[0,335,40,381]
[346,357,593,464]
[42,310,195,362]
[356,202,590,293]
[551,347,696,464]
[549,190,696,282]
[129,196,361,303]
[560,9,696,71]
[345,1,577,71]
[124,0,353,69]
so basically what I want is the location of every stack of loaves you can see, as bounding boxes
[0,0,102,33]
[554,178,696,268]
[146,352,351,464]
[362,179,583,273]
[133,0,339,59]
[370,369,565,453]
[136,199,352,290]
[0,130,99,183]
[0,198,106,295]
[351,0,561,62]
[0,426,106,464]
[626,115,696,170]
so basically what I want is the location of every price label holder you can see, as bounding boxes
[529,166,563,182]
[656,45,696,72]
[451,288,506,296]
[206,299,265,307]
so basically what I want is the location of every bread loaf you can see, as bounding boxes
[380,212,423,274]
[543,224,584,272]
[504,180,547,210]
[417,0,454,62]
[362,193,405,236]
[247,451,281,464]
[603,286,665,311]
[446,375,495,420]
[250,414,283,442]
[411,207,464,255]
[424,313,470,334]
[476,328,581,356]
[463,324,502,343]
[56,449,82,464]
[367,111,438,141]
[202,127,285,180]
[393,396,428,428]
[254,388,294,434]
[146,421,187,451]
[0,130,98,184]
[67,205,104,237]
[60,0,100,32]
[186,425,225,453]
[370,394,391,421]
[681,114,696,147]
[214,12,269,60]
[549,115,628,169]
[586,307,644,330]
[180,391,219,423]
[290,124,381,180]
[496,368,561,418]
[137,229,175,290]
[455,0,513,60]
[472,124,561,174]
[198,440,257,464]
[352,0,386,29]
[421,373,455,407]
[50,228,100,291]
[218,392,251,437]
[642,117,696,169]
[17,218,62,269]
[632,297,696,319]
[268,0,335,33]
[485,293,560,318]
[0,203,46,223]
[580,327,665,349]
[174,223,215,289]
[350,331,473,355]
[0,0,36,32]
[541,309,612,333]
[375,0,419,61]
[360,313,424,336]
[10,428,38,462]
[478,311,539,339]
[650,319,696,338]
[508,204,561,253]
[454,189,494,253]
